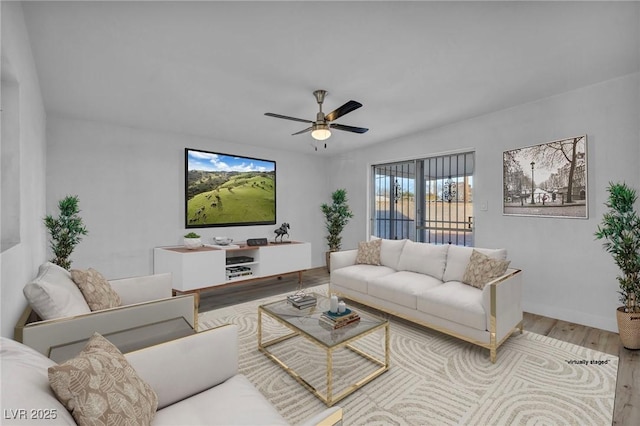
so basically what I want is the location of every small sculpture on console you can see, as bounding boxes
[273,222,290,243]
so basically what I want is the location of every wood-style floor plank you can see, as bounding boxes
[522,312,557,336]
[615,349,640,425]
[546,319,590,346]
[199,267,638,426]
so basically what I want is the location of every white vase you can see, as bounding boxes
[330,295,339,313]
[184,237,202,250]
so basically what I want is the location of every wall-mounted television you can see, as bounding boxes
[185,148,276,228]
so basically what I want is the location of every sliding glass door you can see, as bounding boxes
[372,161,416,240]
[372,152,474,246]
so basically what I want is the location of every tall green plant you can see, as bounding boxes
[595,182,640,313]
[44,195,88,270]
[321,188,354,252]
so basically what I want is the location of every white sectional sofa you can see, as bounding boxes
[0,324,342,425]
[330,238,523,362]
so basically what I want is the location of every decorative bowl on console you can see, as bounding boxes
[214,237,233,246]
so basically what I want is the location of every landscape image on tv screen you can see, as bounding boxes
[185,148,276,228]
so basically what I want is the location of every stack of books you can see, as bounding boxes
[320,309,360,330]
[287,294,317,309]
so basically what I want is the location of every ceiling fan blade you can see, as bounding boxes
[325,100,363,122]
[292,127,313,136]
[329,123,369,134]
[265,113,313,124]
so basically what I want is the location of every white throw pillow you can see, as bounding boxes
[0,337,76,425]
[397,240,449,280]
[371,237,407,270]
[443,245,508,283]
[23,262,91,320]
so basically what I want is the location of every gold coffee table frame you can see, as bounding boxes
[258,294,389,406]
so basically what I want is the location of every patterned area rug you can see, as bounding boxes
[198,285,618,426]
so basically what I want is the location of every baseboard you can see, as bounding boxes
[523,301,618,333]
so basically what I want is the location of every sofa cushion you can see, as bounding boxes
[152,374,288,425]
[48,333,158,426]
[369,271,443,309]
[397,240,449,280]
[355,238,382,265]
[417,281,486,331]
[372,237,408,270]
[71,268,122,311]
[442,245,507,283]
[462,249,511,289]
[0,337,76,425]
[23,262,92,320]
[331,264,396,294]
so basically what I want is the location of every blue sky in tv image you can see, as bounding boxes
[187,149,275,173]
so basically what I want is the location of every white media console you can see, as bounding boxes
[153,241,311,306]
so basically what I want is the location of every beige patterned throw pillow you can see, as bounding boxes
[49,333,158,426]
[71,268,121,311]
[355,239,382,265]
[462,249,511,289]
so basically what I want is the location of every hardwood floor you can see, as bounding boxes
[199,267,639,425]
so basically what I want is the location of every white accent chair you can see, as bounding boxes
[0,325,343,425]
[15,262,196,357]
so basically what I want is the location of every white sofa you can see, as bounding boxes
[0,325,343,425]
[330,239,523,362]
[15,262,197,357]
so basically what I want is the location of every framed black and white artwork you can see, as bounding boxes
[503,135,587,219]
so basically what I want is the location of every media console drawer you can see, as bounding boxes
[259,243,311,276]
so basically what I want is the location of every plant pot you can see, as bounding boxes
[184,237,202,250]
[325,250,335,273]
[616,307,640,350]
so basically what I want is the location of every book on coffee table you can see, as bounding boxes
[320,309,360,329]
[287,294,317,309]
[319,316,361,330]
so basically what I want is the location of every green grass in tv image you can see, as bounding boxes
[187,170,275,225]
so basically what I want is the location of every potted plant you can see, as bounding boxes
[321,188,354,272]
[44,195,88,270]
[184,232,202,250]
[595,182,640,349]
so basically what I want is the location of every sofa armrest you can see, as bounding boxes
[125,324,238,410]
[15,294,196,356]
[330,249,358,272]
[298,407,343,426]
[109,272,172,305]
[482,268,523,341]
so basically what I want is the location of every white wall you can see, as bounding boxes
[327,73,640,333]
[0,2,48,338]
[45,116,330,279]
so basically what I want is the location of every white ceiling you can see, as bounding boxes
[20,1,640,155]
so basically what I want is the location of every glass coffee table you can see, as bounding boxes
[258,293,389,406]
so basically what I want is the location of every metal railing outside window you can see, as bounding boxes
[371,152,474,246]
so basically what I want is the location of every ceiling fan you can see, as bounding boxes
[265,90,368,149]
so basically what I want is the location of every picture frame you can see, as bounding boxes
[503,135,587,219]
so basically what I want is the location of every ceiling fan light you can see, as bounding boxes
[311,124,331,141]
